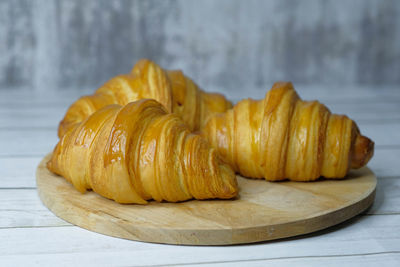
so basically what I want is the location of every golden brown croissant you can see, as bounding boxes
[201,82,374,182]
[48,99,238,204]
[58,59,232,137]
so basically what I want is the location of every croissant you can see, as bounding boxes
[58,59,232,137]
[47,99,238,204]
[201,82,374,182]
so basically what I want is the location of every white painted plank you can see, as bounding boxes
[0,129,57,156]
[0,119,398,157]
[1,101,399,129]
[369,148,400,178]
[0,88,91,105]
[186,253,400,267]
[1,85,399,108]
[0,107,64,129]
[295,85,400,100]
[368,177,400,215]
[0,189,70,228]
[0,156,41,188]
[229,85,400,104]
[0,215,399,266]
[357,122,400,148]
[3,254,399,267]
[327,102,400,123]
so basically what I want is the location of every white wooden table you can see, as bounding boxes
[1,85,399,266]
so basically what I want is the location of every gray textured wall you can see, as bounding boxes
[1,0,399,92]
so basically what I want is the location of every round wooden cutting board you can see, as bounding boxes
[37,154,376,245]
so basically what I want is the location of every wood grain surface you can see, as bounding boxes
[36,153,377,245]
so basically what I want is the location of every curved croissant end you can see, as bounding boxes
[58,59,232,137]
[48,99,238,204]
[201,82,374,182]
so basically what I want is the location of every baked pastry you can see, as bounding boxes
[48,99,238,204]
[201,82,374,181]
[58,59,232,137]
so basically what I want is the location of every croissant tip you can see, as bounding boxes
[351,134,374,169]
[218,163,239,199]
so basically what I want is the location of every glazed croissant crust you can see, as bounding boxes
[201,82,374,181]
[58,59,232,137]
[48,99,238,204]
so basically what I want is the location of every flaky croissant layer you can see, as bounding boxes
[201,82,374,181]
[58,59,232,137]
[48,99,238,204]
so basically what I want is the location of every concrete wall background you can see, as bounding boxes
[1,0,399,92]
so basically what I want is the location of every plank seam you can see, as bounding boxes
[0,225,73,230]
[0,127,56,131]
[0,215,398,231]
[149,251,400,267]
[0,154,47,158]
[0,187,37,190]
[1,120,399,131]
[1,144,399,158]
